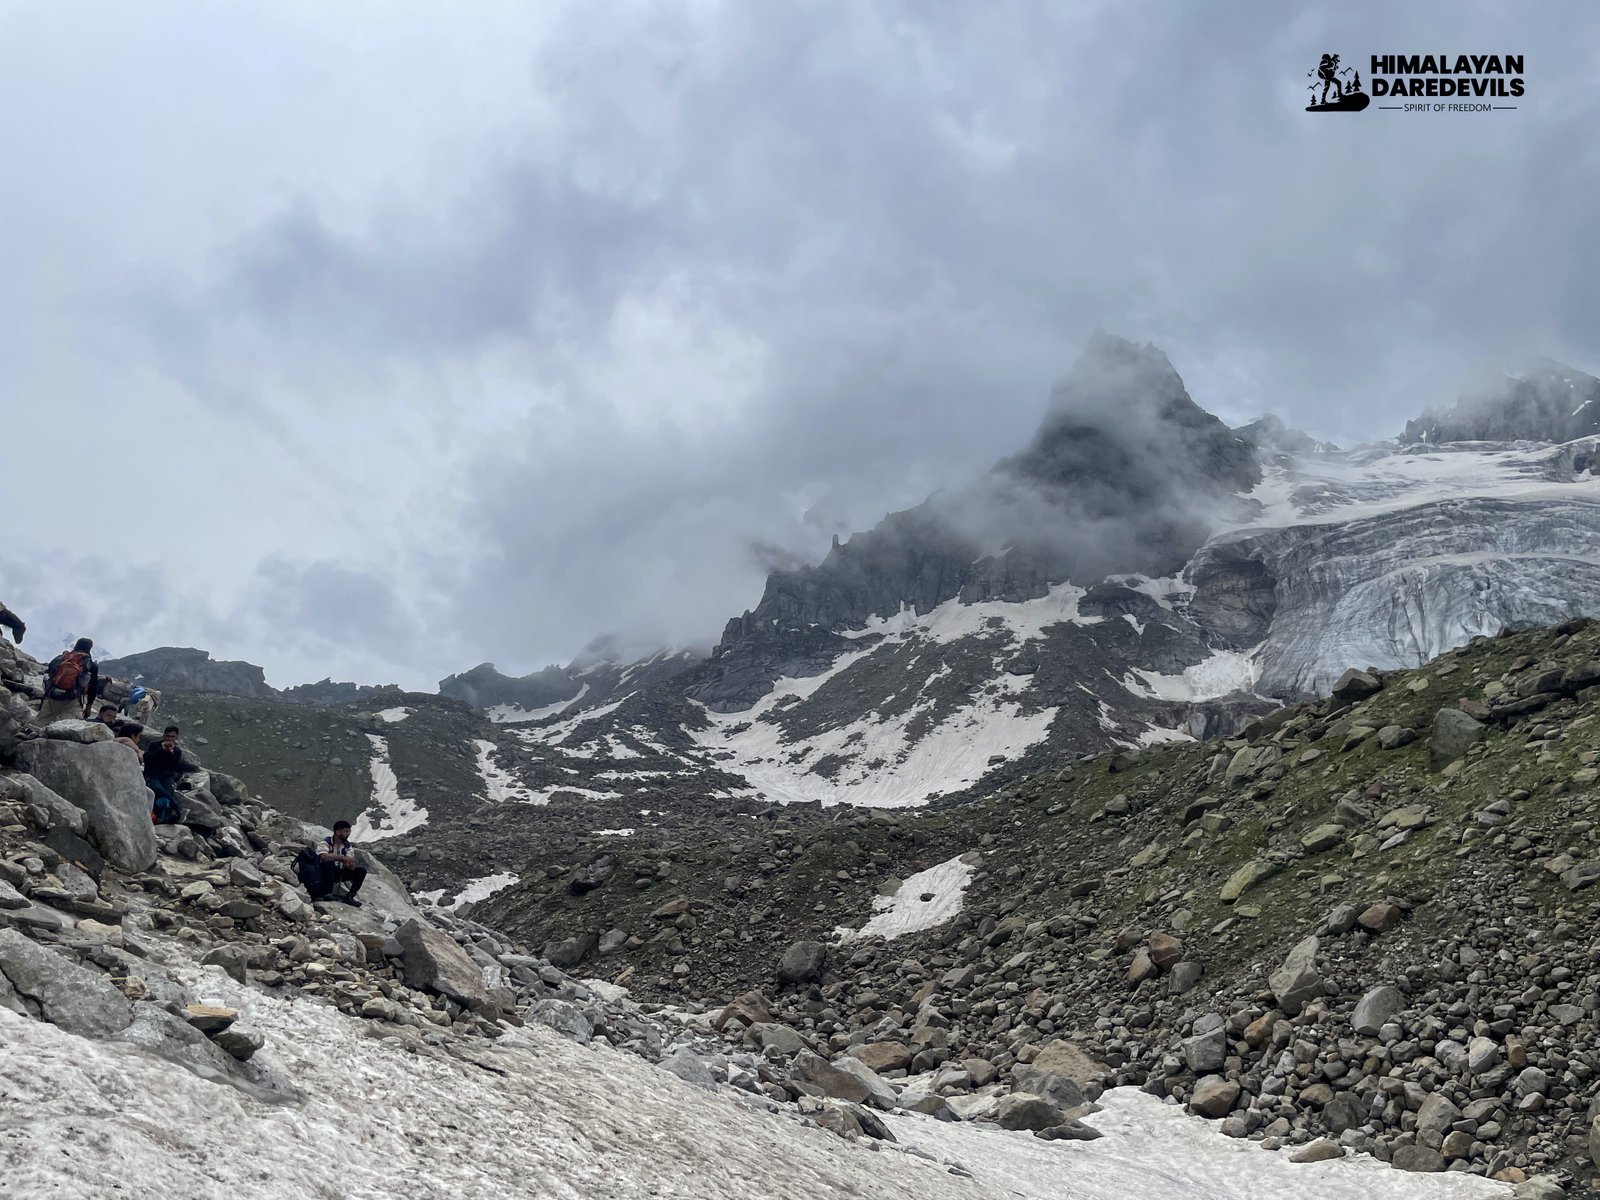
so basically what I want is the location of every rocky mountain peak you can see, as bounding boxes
[1004,333,1259,503]
[1232,414,1336,456]
[98,646,275,698]
[437,661,580,711]
[1402,358,1600,445]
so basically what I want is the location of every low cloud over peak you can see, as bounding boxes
[5,2,1598,688]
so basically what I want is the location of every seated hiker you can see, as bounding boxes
[0,601,23,644]
[315,820,367,907]
[38,637,99,724]
[144,724,193,824]
[94,703,144,763]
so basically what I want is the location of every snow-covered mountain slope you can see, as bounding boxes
[417,340,1600,818]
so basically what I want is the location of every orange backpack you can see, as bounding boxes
[46,651,89,699]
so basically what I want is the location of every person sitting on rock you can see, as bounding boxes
[38,637,99,724]
[316,820,367,907]
[0,601,23,644]
[93,703,144,763]
[144,724,194,825]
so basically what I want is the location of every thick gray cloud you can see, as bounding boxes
[4,1,1597,688]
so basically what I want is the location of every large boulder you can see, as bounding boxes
[1324,1091,1368,1134]
[1390,1145,1445,1173]
[14,739,157,872]
[0,929,132,1036]
[0,689,36,757]
[0,772,88,837]
[1029,1039,1114,1091]
[175,780,230,833]
[542,931,599,969]
[1416,1093,1462,1146]
[1430,708,1485,770]
[777,940,827,985]
[712,989,772,1032]
[792,1050,870,1104]
[1011,1065,1086,1110]
[41,719,112,744]
[1331,669,1382,703]
[834,1057,897,1110]
[1182,1026,1227,1074]
[996,1093,1064,1131]
[1188,1075,1239,1118]
[1269,936,1323,1016]
[395,918,487,1007]
[850,1041,912,1073]
[1351,985,1403,1036]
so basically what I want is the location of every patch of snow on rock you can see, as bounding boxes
[352,734,428,842]
[375,706,411,723]
[441,871,519,910]
[473,738,535,804]
[1125,648,1260,702]
[485,686,589,725]
[840,854,976,942]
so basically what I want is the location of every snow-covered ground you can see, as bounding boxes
[486,686,588,724]
[1124,647,1261,702]
[885,1089,1507,1200]
[416,870,520,911]
[842,582,1094,644]
[0,967,1509,1200]
[1233,439,1600,531]
[351,733,428,842]
[472,738,536,804]
[838,854,976,941]
[375,706,410,723]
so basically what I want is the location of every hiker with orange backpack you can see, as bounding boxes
[38,637,99,724]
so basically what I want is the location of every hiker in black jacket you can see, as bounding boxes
[38,638,98,724]
[315,820,367,906]
[144,725,193,825]
[0,602,22,645]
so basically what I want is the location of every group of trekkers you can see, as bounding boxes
[5,614,365,906]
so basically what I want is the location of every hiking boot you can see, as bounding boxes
[342,896,363,908]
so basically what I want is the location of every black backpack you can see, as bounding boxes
[293,846,325,893]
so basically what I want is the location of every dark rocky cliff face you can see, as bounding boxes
[437,661,581,711]
[1402,360,1600,445]
[99,646,276,698]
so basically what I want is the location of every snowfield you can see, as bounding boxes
[838,854,977,942]
[375,706,411,723]
[1124,648,1261,702]
[886,1089,1507,1200]
[1232,439,1600,531]
[472,738,536,804]
[0,967,1509,1200]
[351,734,428,842]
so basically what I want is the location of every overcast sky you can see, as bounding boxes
[4,1,1598,690]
